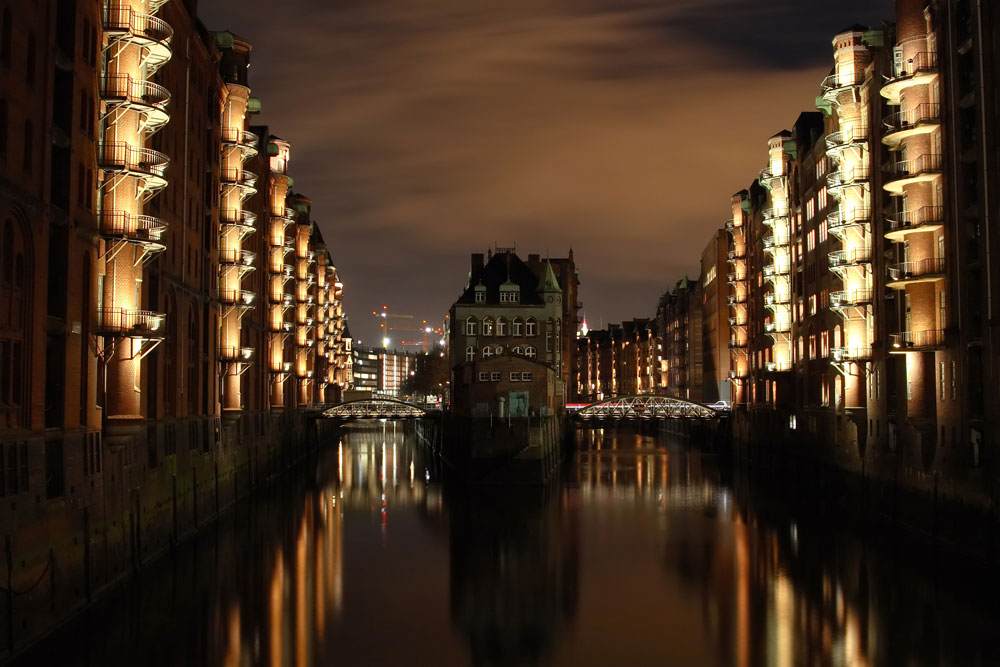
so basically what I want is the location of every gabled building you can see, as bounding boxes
[449,249,570,417]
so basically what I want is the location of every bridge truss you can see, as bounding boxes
[322,398,427,420]
[575,395,719,421]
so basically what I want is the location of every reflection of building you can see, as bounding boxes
[449,249,574,416]
[448,488,578,666]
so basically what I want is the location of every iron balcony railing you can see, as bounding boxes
[882,103,941,134]
[827,207,871,232]
[820,71,865,95]
[219,346,255,363]
[99,209,168,242]
[890,329,945,350]
[761,208,788,225]
[764,321,791,334]
[98,142,169,181]
[829,248,872,268]
[887,257,945,281]
[272,206,296,221]
[100,74,170,112]
[728,294,747,305]
[218,288,256,306]
[220,208,257,228]
[727,272,746,283]
[103,5,174,44]
[759,167,785,189]
[269,320,294,333]
[271,263,295,277]
[221,128,259,150]
[728,247,746,261]
[725,218,742,232]
[831,346,871,362]
[886,52,939,84]
[763,292,790,306]
[830,289,873,307]
[762,235,790,251]
[825,125,868,151]
[827,167,870,190]
[728,317,746,327]
[220,168,258,190]
[97,307,165,337]
[763,263,790,278]
[885,206,945,235]
[763,361,793,372]
[884,154,943,182]
[728,339,747,349]
[218,248,256,267]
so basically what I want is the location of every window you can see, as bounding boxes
[474,290,485,303]
[521,371,532,382]
[482,346,493,359]
[77,164,85,206]
[494,345,503,355]
[525,318,537,336]
[940,361,946,400]
[512,317,523,336]
[806,229,816,252]
[465,317,477,335]
[525,346,536,359]
[482,317,494,336]
[497,317,507,336]
[478,372,489,382]
[0,98,6,158]
[23,120,32,172]
[80,90,88,132]
[806,199,815,220]
[513,346,523,355]
[817,187,827,210]
[509,372,520,382]
[490,372,501,382]
[951,361,957,400]
[465,346,475,362]
[25,33,35,86]
[0,9,10,66]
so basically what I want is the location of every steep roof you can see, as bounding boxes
[455,252,546,305]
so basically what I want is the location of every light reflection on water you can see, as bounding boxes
[13,423,1000,666]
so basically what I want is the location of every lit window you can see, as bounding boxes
[817,187,827,210]
[818,219,828,243]
[525,318,537,336]
[806,199,815,221]
[482,317,494,336]
[510,372,520,382]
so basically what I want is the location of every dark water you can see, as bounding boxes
[14,424,1000,666]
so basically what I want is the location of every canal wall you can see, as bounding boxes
[0,409,333,664]
[440,415,567,484]
[727,407,1000,564]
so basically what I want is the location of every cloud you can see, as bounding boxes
[198,0,892,341]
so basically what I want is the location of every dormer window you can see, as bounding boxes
[499,280,519,303]
[474,282,487,303]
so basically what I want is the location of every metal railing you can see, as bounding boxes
[99,210,168,241]
[764,321,791,334]
[885,205,944,234]
[831,347,871,362]
[103,5,174,44]
[762,235,790,250]
[219,208,257,228]
[886,52,938,82]
[220,168,258,189]
[218,288,256,306]
[728,247,746,261]
[221,128,259,149]
[884,154,943,181]
[828,207,871,231]
[97,307,165,337]
[883,103,940,133]
[827,167,870,189]
[830,289,873,307]
[218,248,256,267]
[887,257,945,281]
[829,248,871,268]
[825,125,868,150]
[763,292,790,306]
[219,346,255,362]
[820,71,865,93]
[763,361,792,372]
[98,142,169,180]
[889,329,945,349]
[100,75,170,110]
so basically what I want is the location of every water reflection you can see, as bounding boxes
[13,423,1000,666]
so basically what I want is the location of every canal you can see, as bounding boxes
[13,423,1000,666]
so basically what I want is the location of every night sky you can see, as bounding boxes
[198,0,893,345]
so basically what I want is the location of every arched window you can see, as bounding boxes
[188,306,199,412]
[482,346,493,359]
[465,316,477,336]
[22,119,31,173]
[0,98,7,159]
[525,317,537,336]
[512,317,523,336]
[25,33,35,86]
[465,345,475,362]
[494,345,503,355]
[482,317,494,336]
[513,346,523,356]
[525,346,536,359]
[496,317,507,336]
[0,218,29,426]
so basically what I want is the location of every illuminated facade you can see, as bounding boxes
[574,319,657,403]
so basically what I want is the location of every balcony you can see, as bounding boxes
[830,289,873,308]
[218,288,256,308]
[827,207,870,236]
[729,368,749,379]
[100,75,171,133]
[219,247,256,269]
[272,207,296,223]
[270,292,294,306]
[881,52,939,103]
[882,103,941,147]
[97,307,165,338]
[221,128,259,156]
[220,168,258,196]
[886,257,945,288]
[889,329,945,352]
[827,166,869,194]
[728,317,747,327]
[99,210,168,252]
[271,263,295,277]
[761,208,788,226]
[728,247,746,261]
[762,235,790,252]
[220,208,257,235]
[764,321,791,335]
[763,263,790,279]
[728,339,747,349]
[883,154,943,194]
[725,218,743,233]
[763,292,790,307]
[727,294,747,306]
[102,5,173,74]
[98,142,169,193]
[828,248,871,270]
[758,167,785,190]
[763,361,792,372]
[820,71,865,103]
[269,320,293,333]
[831,346,871,362]
[825,125,868,155]
[885,206,945,241]
[219,346,255,363]
[727,271,746,284]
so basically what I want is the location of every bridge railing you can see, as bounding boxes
[575,395,719,420]
[322,398,427,419]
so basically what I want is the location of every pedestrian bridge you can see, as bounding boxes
[322,398,427,420]
[574,395,720,421]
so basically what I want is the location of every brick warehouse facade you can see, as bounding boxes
[0,0,352,657]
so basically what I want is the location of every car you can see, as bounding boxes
[706,401,731,411]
